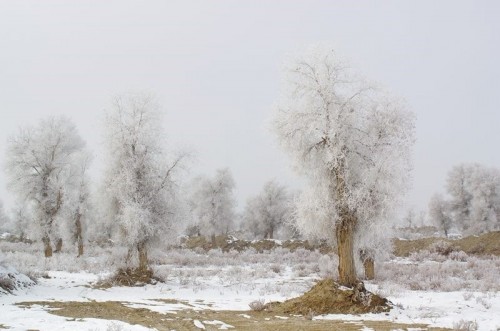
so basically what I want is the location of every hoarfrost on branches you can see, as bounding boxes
[271,45,415,285]
[102,93,186,271]
[188,168,236,238]
[5,116,87,257]
[243,180,292,239]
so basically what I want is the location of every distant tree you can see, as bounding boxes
[188,168,236,241]
[446,164,474,231]
[272,45,415,286]
[243,180,291,239]
[428,194,453,237]
[5,116,86,257]
[403,209,416,229]
[445,164,500,235]
[62,153,92,257]
[102,93,186,273]
[0,200,9,233]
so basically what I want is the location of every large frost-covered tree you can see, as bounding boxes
[188,168,236,239]
[272,46,415,286]
[102,93,185,273]
[243,180,291,239]
[5,116,86,257]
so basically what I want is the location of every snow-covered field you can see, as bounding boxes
[1,242,500,330]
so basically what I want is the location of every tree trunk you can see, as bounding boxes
[137,241,148,274]
[42,236,53,257]
[359,249,375,280]
[336,219,357,287]
[363,257,375,280]
[75,213,84,257]
[54,238,63,253]
[269,226,274,239]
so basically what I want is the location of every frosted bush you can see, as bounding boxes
[249,298,266,311]
[453,319,478,331]
[449,250,468,262]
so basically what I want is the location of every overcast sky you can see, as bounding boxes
[0,0,499,219]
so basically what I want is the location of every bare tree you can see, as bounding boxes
[5,116,86,257]
[272,45,414,286]
[102,93,186,273]
[243,180,291,239]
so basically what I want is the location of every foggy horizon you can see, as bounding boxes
[1,1,499,222]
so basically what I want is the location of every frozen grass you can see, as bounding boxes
[2,238,500,295]
[376,249,500,293]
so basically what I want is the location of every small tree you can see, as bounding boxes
[5,116,86,257]
[188,168,236,241]
[428,194,453,237]
[272,45,414,286]
[102,93,185,273]
[243,180,291,239]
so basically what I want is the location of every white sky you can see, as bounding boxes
[0,0,499,218]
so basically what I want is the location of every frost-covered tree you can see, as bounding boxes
[102,93,185,273]
[446,164,473,231]
[243,180,291,239]
[428,194,453,237]
[5,116,86,257]
[272,45,414,286]
[188,168,236,240]
[61,153,92,257]
[445,163,500,235]
[0,200,10,233]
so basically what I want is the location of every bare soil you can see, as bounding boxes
[393,231,500,257]
[267,279,391,315]
[16,300,450,330]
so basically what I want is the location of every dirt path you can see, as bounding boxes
[17,300,450,331]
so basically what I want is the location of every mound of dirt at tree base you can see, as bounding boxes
[267,279,391,315]
[96,268,159,288]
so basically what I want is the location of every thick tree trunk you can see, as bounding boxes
[42,236,53,257]
[336,219,357,287]
[75,213,84,257]
[137,241,148,274]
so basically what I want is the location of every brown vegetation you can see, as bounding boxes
[95,268,159,288]
[182,235,331,253]
[393,231,500,257]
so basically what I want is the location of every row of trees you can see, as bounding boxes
[429,163,500,236]
[0,99,296,271]
[2,45,416,287]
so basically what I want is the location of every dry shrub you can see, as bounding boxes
[97,268,159,288]
[267,279,391,315]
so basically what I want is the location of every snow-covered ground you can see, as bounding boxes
[1,243,500,330]
[1,269,499,330]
